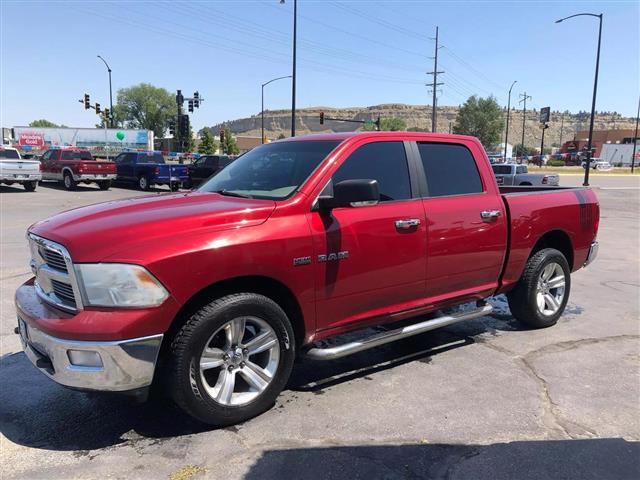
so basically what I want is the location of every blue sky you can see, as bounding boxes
[1,0,638,132]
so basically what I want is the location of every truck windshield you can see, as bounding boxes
[199,140,341,199]
[0,149,20,159]
[61,150,93,160]
[492,165,512,175]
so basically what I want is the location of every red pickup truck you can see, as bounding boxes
[15,132,599,425]
[40,148,117,190]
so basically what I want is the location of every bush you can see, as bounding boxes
[547,159,566,167]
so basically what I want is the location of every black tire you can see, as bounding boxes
[167,293,295,426]
[170,182,180,192]
[23,181,37,192]
[138,175,150,191]
[63,171,77,191]
[507,248,571,329]
[97,180,112,191]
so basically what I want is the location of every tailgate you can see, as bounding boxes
[159,164,189,179]
[0,160,41,175]
[79,161,116,174]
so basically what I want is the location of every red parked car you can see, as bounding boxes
[16,132,599,425]
[40,148,117,190]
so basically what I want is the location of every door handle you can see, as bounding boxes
[395,219,421,230]
[480,210,501,222]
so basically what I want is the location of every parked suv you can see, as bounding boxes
[113,151,189,191]
[186,155,234,188]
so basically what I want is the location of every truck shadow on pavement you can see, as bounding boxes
[243,439,640,480]
[0,313,529,452]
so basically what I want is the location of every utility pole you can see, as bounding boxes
[559,113,565,148]
[504,80,517,161]
[426,26,444,133]
[519,92,532,156]
[632,96,639,174]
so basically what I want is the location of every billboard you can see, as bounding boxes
[11,127,153,153]
[539,107,550,123]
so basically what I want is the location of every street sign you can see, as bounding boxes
[540,106,550,123]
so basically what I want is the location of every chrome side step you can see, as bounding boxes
[305,304,493,361]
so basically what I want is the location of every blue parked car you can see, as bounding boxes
[113,151,188,191]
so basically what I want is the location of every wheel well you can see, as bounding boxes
[62,167,73,177]
[519,181,532,186]
[165,276,306,349]
[531,230,574,270]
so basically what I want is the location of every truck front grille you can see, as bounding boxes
[28,234,83,313]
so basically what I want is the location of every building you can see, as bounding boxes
[235,136,262,153]
[560,128,638,157]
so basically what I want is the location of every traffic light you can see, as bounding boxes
[103,108,110,120]
[219,128,225,154]
[176,89,183,106]
[319,112,324,125]
[193,91,200,108]
[168,118,176,135]
[83,93,90,110]
[179,115,190,138]
[188,100,194,113]
[95,103,101,114]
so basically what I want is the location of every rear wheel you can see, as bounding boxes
[167,293,295,425]
[138,175,150,191]
[23,181,37,192]
[507,248,570,328]
[170,182,180,192]
[97,180,112,190]
[63,171,77,191]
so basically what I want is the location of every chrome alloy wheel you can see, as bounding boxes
[536,262,566,316]
[198,316,280,406]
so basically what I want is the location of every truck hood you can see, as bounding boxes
[30,191,276,262]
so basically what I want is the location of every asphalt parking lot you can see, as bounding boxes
[1,175,639,480]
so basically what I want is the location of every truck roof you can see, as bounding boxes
[282,131,480,143]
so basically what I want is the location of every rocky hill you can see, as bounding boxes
[206,104,636,148]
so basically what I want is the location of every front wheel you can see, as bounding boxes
[97,180,112,190]
[23,181,37,192]
[167,293,295,425]
[507,248,571,328]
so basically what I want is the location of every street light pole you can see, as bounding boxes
[97,55,113,128]
[555,13,603,186]
[632,96,639,174]
[504,80,517,161]
[261,75,292,144]
[280,0,297,137]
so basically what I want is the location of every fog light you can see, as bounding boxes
[67,349,103,368]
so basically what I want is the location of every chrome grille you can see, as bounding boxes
[40,248,68,272]
[28,234,83,313]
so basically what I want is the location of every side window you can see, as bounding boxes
[205,157,218,168]
[332,141,411,202]
[41,151,52,162]
[417,143,483,197]
[516,166,526,174]
[114,153,124,164]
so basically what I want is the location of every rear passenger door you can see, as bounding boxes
[415,141,508,301]
[308,140,427,333]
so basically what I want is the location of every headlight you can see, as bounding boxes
[75,264,168,308]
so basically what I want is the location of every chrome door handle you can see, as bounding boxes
[480,210,501,222]
[395,219,421,230]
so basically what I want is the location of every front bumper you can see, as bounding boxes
[17,317,162,392]
[1,173,42,182]
[74,173,116,182]
[584,241,599,267]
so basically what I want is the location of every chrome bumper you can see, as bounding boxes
[17,318,163,392]
[74,173,116,182]
[584,241,599,267]
[1,173,42,182]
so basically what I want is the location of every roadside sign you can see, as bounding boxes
[540,107,550,123]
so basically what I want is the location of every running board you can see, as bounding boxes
[305,304,493,361]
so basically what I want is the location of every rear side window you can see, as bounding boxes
[417,143,483,197]
[139,153,165,163]
[332,141,411,202]
[492,165,512,175]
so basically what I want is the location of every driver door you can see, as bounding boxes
[307,140,427,333]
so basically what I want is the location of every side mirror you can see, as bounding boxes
[319,179,379,209]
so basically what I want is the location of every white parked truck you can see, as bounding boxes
[0,146,41,191]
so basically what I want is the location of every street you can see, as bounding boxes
[1,176,639,480]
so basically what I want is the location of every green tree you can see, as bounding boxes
[183,124,196,153]
[453,95,505,148]
[221,127,239,155]
[116,83,175,138]
[29,119,66,128]
[362,117,406,131]
[513,144,527,157]
[198,129,218,154]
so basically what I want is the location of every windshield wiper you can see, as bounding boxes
[214,189,252,198]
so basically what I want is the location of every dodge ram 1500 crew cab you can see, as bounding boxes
[40,148,117,190]
[15,132,599,425]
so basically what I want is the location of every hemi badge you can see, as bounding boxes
[293,256,311,266]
